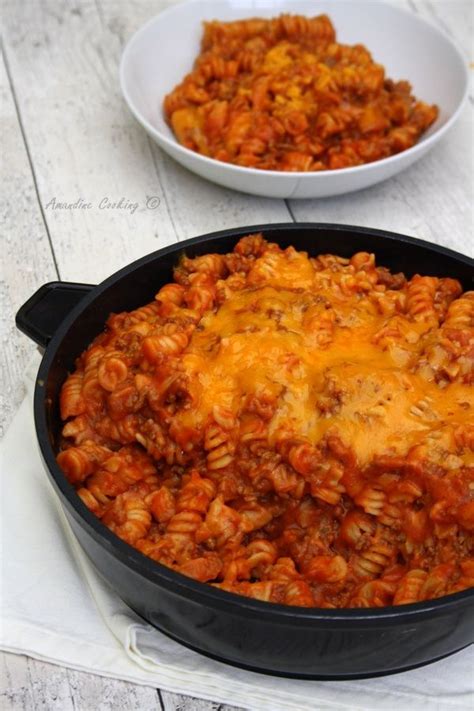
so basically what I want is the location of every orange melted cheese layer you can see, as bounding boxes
[178,283,473,467]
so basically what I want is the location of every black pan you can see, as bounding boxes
[16,223,474,679]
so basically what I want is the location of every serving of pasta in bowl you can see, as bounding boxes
[16,223,473,678]
[120,0,468,198]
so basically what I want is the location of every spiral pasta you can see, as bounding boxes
[164,14,438,171]
[57,235,473,608]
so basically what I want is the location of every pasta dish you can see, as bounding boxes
[57,235,473,608]
[164,14,438,171]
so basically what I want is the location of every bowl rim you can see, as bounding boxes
[119,0,469,180]
[34,222,474,624]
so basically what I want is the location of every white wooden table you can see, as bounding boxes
[1,0,472,708]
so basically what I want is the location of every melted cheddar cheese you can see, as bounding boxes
[179,263,472,467]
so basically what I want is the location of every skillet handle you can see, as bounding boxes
[16,282,95,349]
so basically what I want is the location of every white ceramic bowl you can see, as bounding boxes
[120,0,468,199]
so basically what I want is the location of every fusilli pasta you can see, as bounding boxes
[164,14,438,171]
[57,235,473,608]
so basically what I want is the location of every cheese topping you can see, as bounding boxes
[178,277,472,466]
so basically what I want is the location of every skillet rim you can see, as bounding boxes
[33,222,474,624]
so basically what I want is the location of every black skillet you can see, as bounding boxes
[16,223,474,679]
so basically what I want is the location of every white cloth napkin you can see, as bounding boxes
[1,355,473,711]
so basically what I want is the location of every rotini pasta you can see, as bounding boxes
[57,235,473,608]
[164,14,438,171]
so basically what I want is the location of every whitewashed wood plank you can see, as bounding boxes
[0,49,58,439]
[0,654,245,711]
[160,690,244,711]
[66,664,161,710]
[0,653,162,711]
[1,0,177,284]
[0,653,35,710]
[23,657,75,711]
[147,147,290,242]
[1,0,290,288]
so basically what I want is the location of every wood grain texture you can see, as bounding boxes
[160,690,243,711]
[1,654,35,710]
[0,653,161,711]
[65,664,160,711]
[1,655,76,711]
[2,0,178,282]
[0,49,58,438]
[2,0,289,284]
[1,0,471,709]
[0,653,244,711]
